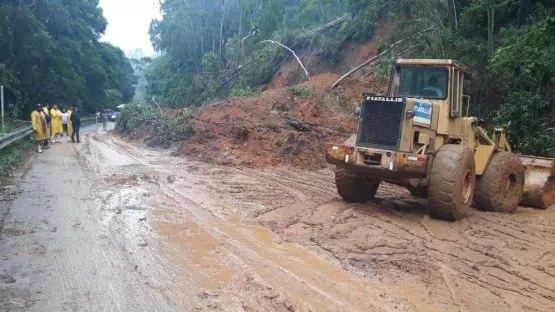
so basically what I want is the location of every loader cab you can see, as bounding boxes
[387,59,470,121]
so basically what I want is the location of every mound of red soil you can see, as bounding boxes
[179,74,387,169]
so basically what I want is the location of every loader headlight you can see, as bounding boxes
[406,110,415,119]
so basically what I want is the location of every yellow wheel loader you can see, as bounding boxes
[326,59,555,220]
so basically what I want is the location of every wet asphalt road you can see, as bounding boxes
[0,123,199,311]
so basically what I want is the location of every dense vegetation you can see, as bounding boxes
[116,104,195,148]
[146,0,555,156]
[0,0,136,119]
[146,0,384,106]
[130,57,153,105]
[0,123,28,177]
[402,0,555,156]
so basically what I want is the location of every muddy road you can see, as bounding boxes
[1,126,555,312]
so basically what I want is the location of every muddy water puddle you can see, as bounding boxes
[151,197,443,311]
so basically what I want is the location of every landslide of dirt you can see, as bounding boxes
[179,74,387,169]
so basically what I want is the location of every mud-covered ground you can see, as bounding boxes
[1,126,555,311]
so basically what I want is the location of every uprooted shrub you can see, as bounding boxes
[116,104,196,148]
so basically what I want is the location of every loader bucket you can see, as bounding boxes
[519,155,555,209]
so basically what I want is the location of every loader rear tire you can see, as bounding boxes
[428,145,476,221]
[474,151,524,213]
[335,168,380,202]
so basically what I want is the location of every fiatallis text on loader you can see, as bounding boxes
[326,59,555,221]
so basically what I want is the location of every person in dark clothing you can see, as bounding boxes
[70,107,81,143]
[102,110,109,131]
[42,103,51,148]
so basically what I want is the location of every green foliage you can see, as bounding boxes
[287,86,314,97]
[116,104,196,148]
[202,52,219,74]
[130,57,153,104]
[490,12,555,156]
[311,33,344,62]
[146,0,372,107]
[229,84,257,97]
[0,141,26,177]
[376,0,555,157]
[104,89,123,108]
[0,0,136,118]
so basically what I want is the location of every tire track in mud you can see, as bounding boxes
[99,134,555,312]
[91,137,422,311]
[182,164,555,311]
[153,180,408,312]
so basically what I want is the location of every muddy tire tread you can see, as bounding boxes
[474,151,524,212]
[335,168,379,202]
[428,145,476,221]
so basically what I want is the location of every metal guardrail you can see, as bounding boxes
[81,117,96,125]
[0,116,97,151]
[0,125,33,150]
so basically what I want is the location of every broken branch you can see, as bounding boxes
[284,117,312,132]
[262,40,310,81]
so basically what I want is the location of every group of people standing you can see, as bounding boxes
[31,103,81,153]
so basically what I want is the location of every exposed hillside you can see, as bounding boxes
[267,19,393,89]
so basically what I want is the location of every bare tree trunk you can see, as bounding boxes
[447,0,458,29]
[188,18,197,61]
[237,0,243,62]
[200,17,205,56]
[318,0,327,22]
[491,9,495,51]
[487,7,494,55]
[331,28,435,89]
[262,40,310,81]
[452,0,458,28]
[7,0,23,69]
[219,0,230,70]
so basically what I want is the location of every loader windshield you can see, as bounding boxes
[390,66,448,100]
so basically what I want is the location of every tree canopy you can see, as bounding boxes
[0,0,136,118]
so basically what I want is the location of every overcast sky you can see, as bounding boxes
[99,0,161,56]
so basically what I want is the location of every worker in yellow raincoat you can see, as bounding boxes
[66,108,73,142]
[42,104,51,148]
[31,104,49,153]
[50,104,63,143]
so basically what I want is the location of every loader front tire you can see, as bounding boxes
[428,145,476,221]
[474,151,524,213]
[335,168,380,202]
